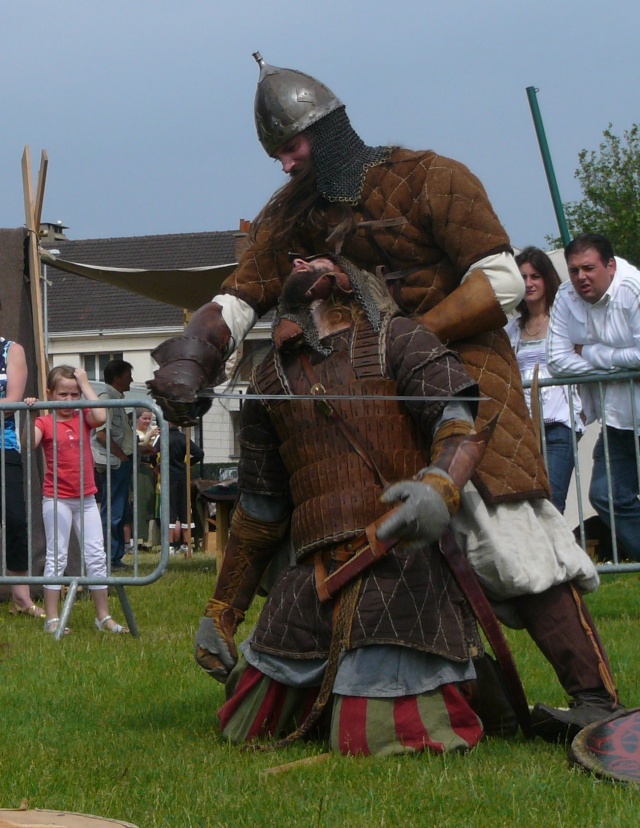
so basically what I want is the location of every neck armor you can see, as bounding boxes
[306,107,392,204]
[252,53,391,203]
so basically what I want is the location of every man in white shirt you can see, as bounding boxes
[547,233,640,562]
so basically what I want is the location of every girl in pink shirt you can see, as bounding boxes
[27,366,128,635]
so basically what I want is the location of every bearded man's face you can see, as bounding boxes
[273,133,313,177]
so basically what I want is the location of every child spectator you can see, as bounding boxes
[26,366,129,634]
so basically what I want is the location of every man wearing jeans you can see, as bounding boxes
[547,234,640,562]
[94,359,134,569]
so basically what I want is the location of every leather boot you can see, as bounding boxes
[515,582,623,742]
[531,691,626,744]
[467,654,519,739]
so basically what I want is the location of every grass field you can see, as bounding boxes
[1,554,639,828]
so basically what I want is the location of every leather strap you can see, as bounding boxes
[298,354,389,487]
[316,510,397,603]
[317,422,498,603]
[439,528,533,739]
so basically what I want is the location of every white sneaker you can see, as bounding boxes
[179,543,189,553]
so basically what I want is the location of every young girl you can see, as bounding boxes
[27,366,129,634]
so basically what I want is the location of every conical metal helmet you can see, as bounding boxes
[252,52,343,156]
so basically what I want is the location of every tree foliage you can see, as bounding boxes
[548,123,640,265]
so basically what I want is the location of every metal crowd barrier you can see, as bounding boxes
[0,397,170,639]
[528,369,640,573]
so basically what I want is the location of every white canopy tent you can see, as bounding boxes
[40,249,237,312]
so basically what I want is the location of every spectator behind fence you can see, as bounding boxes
[134,407,160,548]
[548,233,640,561]
[91,359,134,570]
[505,247,585,513]
[167,424,204,554]
[25,366,129,634]
[0,336,46,619]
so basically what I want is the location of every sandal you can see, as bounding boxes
[44,618,71,635]
[10,603,46,619]
[95,615,129,634]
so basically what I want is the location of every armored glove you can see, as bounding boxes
[195,599,245,683]
[147,338,220,425]
[377,418,496,549]
[377,468,458,548]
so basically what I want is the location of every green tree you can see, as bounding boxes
[548,123,640,265]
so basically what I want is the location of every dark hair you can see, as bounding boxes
[103,359,133,385]
[564,233,615,265]
[514,246,561,327]
[248,128,358,256]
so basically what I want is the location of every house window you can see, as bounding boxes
[82,352,124,381]
[236,340,272,382]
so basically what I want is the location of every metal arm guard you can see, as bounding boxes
[418,269,508,344]
[147,301,231,424]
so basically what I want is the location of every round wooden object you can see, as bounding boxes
[570,708,640,784]
[0,811,138,827]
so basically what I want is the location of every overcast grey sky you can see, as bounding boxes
[1,0,638,251]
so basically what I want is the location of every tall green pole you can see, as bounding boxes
[526,86,571,246]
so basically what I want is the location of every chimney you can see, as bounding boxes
[234,219,251,260]
[39,221,69,242]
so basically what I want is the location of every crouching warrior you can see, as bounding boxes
[194,255,520,755]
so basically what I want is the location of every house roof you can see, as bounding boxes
[44,231,238,333]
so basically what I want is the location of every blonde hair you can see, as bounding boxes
[46,364,77,393]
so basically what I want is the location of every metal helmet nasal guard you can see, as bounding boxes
[253,52,343,156]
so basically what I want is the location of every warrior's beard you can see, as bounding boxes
[280,262,336,306]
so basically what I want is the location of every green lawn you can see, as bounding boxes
[1,555,639,828]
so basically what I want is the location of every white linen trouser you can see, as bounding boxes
[43,495,107,590]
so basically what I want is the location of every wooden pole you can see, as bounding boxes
[185,426,193,557]
[21,147,49,399]
[259,753,331,777]
[182,306,194,557]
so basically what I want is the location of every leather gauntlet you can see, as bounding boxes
[147,302,231,424]
[194,504,290,682]
[418,269,507,344]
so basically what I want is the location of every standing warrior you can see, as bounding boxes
[150,54,622,739]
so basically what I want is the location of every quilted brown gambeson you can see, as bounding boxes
[223,149,549,502]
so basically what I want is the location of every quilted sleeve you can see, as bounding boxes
[419,154,511,277]
[221,215,293,317]
[387,316,478,438]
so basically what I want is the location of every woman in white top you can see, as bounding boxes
[505,247,584,514]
